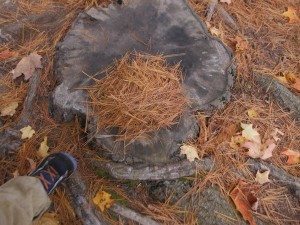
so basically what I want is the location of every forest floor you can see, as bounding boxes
[0,0,299,224]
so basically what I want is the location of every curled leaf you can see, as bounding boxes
[282,149,300,165]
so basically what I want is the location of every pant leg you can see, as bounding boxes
[0,176,51,225]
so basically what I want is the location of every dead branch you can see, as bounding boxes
[247,159,300,200]
[66,172,108,225]
[110,203,160,225]
[206,0,218,21]
[90,158,214,180]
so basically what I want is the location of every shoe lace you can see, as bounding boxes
[39,166,59,191]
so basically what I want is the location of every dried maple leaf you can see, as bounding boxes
[282,149,300,165]
[243,141,261,158]
[93,191,114,212]
[20,125,35,139]
[270,128,284,142]
[220,0,232,4]
[247,109,258,118]
[210,27,221,37]
[37,137,50,158]
[230,180,258,225]
[230,135,246,150]
[282,7,300,23]
[11,52,42,80]
[1,102,18,117]
[35,212,59,225]
[255,170,270,185]
[241,123,260,143]
[0,49,16,61]
[180,144,200,162]
[291,78,300,92]
[235,36,248,52]
[260,139,276,160]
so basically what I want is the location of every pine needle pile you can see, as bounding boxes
[88,53,188,141]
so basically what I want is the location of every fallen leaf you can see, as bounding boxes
[276,76,288,85]
[260,139,276,160]
[210,27,221,37]
[291,78,300,92]
[11,52,42,80]
[180,144,200,162]
[12,170,19,178]
[235,36,248,52]
[282,7,300,23]
[220,0,232,4]
[270,128,284,142]
[93,191,114,212]
[282,149,300,165]
[255,170,270,184]
[230,180,258,225]
[35,212,59,225]
[1,102,18,116]
[241,123,260,143]
[285,72,297,84]
[27,158,37,171]
[20,125,35,139]
[243,141,261,158]
[247,109,258,118]
[229,135,246,150]
[0,49,16,61]
[37,137,49,158]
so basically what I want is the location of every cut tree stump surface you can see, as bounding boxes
[52,0,233,165]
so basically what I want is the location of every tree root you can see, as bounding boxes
[206,0,218,21]
[254,74,300,120]
[90,158,214,180]
[247,159,300,200]
[0,71,41,155]
[216,5,239,31]
[66,172,108,225]
[110,203,160,225]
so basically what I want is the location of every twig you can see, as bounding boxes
[110,203,161,225]
[66,172,108,225]
[90,158,214,180]
[216,5,239,30]
[206,0,218,22]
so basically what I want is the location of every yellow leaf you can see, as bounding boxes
[34,212,59,225]
[1,102,18,117]
[282,7,300,23]
[93,191,114,212]
[282,149,300,165]
[247,109,258,118]
[241,123,260,143]
[229,135,246,150]
[180,144,200,162]
[20,125,35,139]
[255,170,270,185]
[37,137,50,158]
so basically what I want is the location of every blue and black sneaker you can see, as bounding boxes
[29,152,77,194]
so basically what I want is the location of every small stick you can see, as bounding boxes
[110,203,161,225]
[216,5,239,30]
[206,0,218,22]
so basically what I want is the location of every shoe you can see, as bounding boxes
[29,152,77,194]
